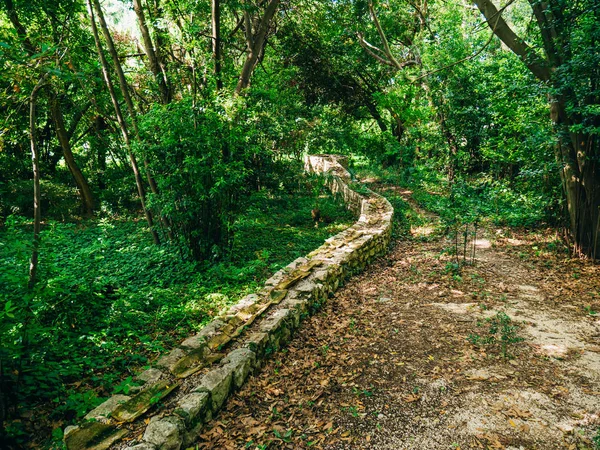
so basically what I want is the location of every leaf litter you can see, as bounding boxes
[193,194,600,450]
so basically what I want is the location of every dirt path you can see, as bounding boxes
[193,196,600,449]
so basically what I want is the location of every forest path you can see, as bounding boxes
[194,191,600,450]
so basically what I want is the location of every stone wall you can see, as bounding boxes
[63,155,393,450]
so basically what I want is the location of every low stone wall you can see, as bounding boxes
[63,154,393,450]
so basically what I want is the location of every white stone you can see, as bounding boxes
[223,348,256,388]
[175,392,209,424]
[194,365,233,411]
[84,394,130,421]
[143,416,183,450]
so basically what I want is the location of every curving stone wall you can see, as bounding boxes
[63,154,393,450]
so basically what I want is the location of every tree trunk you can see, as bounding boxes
[365,102,388,134]
[94,116,107,191]
[472,0,600,256]
[388,108,405,142]
[50,95,95,217]
[132,0,171,104]
[28,75,48,290]
[235,0,280,94]
[212,0,222,91]
[88,0,160,245]
[551,97,600,257]
[91,0,170,240]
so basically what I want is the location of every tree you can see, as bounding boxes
[88,0,160,244]
[473,0,600,256]
[2,0,96,217]
[235,0,281,94]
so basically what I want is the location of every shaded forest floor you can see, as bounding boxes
[0,188,355,447]
[196,186,600,450]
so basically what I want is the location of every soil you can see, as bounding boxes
[193,190,600,450]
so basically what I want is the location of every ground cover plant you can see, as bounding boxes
[201,178,600,450]
[2,0,599,446]
[0,185,354,445]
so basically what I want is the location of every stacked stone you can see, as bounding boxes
[63,155,393,450]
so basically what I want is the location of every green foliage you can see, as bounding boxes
[139,93,309,260]
[0,187,352,441]
[468,311,524,359]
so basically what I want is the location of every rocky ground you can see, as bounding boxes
[192,191,600,450]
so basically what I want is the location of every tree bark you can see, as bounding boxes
[212,0,222,91]
[91,0,171,240]
[50,95,95,217]
[235,0,280,94]
[132,0,171,103]
[28,75,49,290]
[88,0,160,245]
[472,0,551,81]
[473,0,600,256]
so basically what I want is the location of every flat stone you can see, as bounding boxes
[196,319,225,340]
[143,416,183,450]
[222,348,256,388]
[194,365,233,411]
[137,368,164,385]
[111,380,179,423]
[285,257,308,271]
[180,334,207,350]
[84,395,130,421]
[294,279,317,293]
[174,392,209,425]
[124,444,157,450]
[264,270,285,286]
[245,332,269,357]
[64,421,129,450]
[207,331,232,352]
[228,294,259,315]
[171,345,209,378]
[312,270,330,282]
[269,289,288,304]
[156,348,187,371]
[260,309,290,335]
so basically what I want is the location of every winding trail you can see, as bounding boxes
[195,189,600,450]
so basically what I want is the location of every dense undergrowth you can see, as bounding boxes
[352,158,562,232]
[0,186,354,444]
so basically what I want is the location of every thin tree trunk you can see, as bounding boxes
[365,102,388,134]
[235,0,280,94]
[212,0,222,91]
[50,95,95,217]
[388,108,405,141]
[91,0,171,240]
[132,0,171,103]
[28,75,49,290]
[88,0,160,245]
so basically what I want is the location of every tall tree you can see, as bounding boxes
[132,0,171,103]
[27,74,49,291]
[212,0,222,91]
[87,0,160,245]
[473,0,600,256]
[235,0,281,94]
[2,0,96,216]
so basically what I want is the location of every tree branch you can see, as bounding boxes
[357,32,396,67]
[473,0,551,81]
